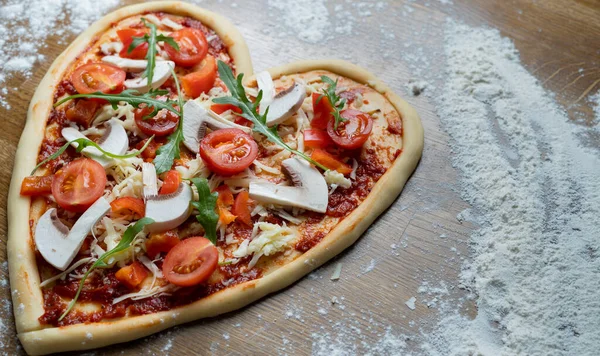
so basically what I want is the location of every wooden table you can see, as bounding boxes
[1,0,598,354]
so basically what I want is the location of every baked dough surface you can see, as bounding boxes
[7,2,423,354]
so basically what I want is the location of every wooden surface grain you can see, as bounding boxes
[1,0,599,354]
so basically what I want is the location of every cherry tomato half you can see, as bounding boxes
[200,128,258,176]
[52,158,107,213]
[71,63,126,95]
[110,197,145,218]
[159,170,181,195]
[117,29,149,59]
[181,55,217,99]
[134,105,180,137]
[164,28,208,67]
[162,237,218,287]
[303,129,333,149]
[327,109,373,150]
[311,92,334,129]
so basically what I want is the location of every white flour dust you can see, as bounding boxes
[420,21,600,356]
[0,0,120,109]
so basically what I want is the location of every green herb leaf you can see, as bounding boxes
[59,217,155,321]
[54,90,179,117]
[319,75,346,130]
[212,60,328,171]
[190,178,219,245]
[153,67,185,174]
[31,136,155,175]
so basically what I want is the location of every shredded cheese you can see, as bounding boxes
[232,222,296,268]
[324,170,352,189]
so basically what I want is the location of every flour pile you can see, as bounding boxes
[421,21,600,355]
[0,0,120,109]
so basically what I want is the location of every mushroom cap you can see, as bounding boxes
[145,183,193,233]
[265,83,307,127]
[35,197,110,271]
[124,61,175,93]
[249,157,328,213]
[61,119,129,168]
[256,71,275,115]
[101,55,147,72]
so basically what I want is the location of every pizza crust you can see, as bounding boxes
[8,3,423,352]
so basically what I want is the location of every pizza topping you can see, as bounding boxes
[20,175,53,196]
[65,99,101,127]
[146,230,180,258]
[199,128,258,176]
[326,109,373,149]
[316,75,347,130]
[303,129,333,149]
[134,102,180,137]
[110,197,145,218]
[162,236,218,286]
[118,28,149,59]
[164,28,208,67]
[52,159,108,212]
[232,222,296,268]
[115,261,149,289]
[310,92,334,130]
[232,190,253,226]
[101,55,148,72]
[310,149,353,175]
[142,162,159,199]
[249,157,328,213]
[35,197,110,271]
[324,169,352,189]
[256,71,275,115]
[145,182,193,233]
[190,178,219,244]
[182,100,250,153]
[124,60,175,93]
[159,170,181,195]
[264,83,307,127]
[100,42,124,56]
[71,63,126,95]
[62,119,129,168]
[181,55,218,98]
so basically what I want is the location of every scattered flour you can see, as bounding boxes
[421,20,600,356]
[0,0,120,109]
[590,90,600,123]
[405,297,416,311]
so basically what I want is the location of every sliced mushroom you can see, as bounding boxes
[256,71,275,115]
[124,61,174,93]
[100,42,124,56]
[102,55,148,72]
[145,183,193,233]
[142,162,158,201]
[249,157,328,213]
[62,119,129,168]
[35,197,110,271]
[265,83,307,127]
[182,100,251,153]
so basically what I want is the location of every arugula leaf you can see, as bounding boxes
[59,217,155,321]
[54,89,179,117]
[212,60,328,171]
[318,75,346,130]
[153,67,185,174]
[190,178,219,245]
[129,18,179,87]
[31,136,155,175]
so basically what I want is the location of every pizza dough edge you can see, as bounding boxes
[6,0,252,350]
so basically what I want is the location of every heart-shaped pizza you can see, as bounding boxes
[7,1,423,354]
